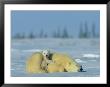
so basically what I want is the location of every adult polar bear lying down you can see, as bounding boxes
[26,50,82,73]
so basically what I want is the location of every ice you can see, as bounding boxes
[75,59,86,63]
[11,38,100,77]
[22,49,42,52]
[82,54,99,58]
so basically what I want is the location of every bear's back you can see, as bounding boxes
[26,52,44,73]
[51,53,81,72]
[52,53,72,65]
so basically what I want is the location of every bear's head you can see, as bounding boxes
[42,50,50,59]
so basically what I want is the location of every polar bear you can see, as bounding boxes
[41,50,53,71]
[26,52,46,73]
[26,50,81,73]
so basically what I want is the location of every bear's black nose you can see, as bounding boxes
[79,65,83,72]
[46,55,48,57]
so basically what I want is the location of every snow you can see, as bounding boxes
[82,54,99,58]
[11,38,100,77]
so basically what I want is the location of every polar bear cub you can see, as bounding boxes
[41,50,52,70]
[41,50,65,73]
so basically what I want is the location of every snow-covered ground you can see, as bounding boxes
[11,38,100,77]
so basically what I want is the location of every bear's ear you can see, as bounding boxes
[41,50,43,54]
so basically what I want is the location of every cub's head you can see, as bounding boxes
[42,50,50,58]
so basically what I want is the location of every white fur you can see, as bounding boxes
[42,50,50,59]
[41,50,52,71]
